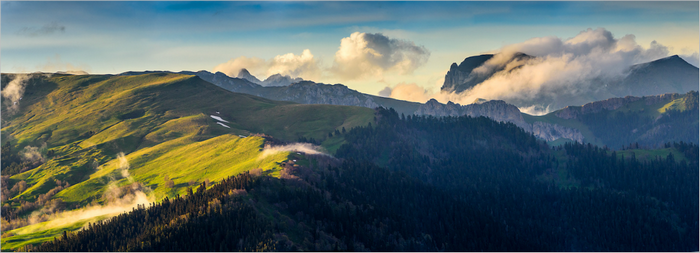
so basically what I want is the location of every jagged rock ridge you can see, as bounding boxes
[236,68,304,87]
[415,99,584,143]
[441,53,533,93]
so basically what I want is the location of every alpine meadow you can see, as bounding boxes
[1,1,698,252]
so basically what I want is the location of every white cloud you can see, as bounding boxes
[331,32,430,80]
[212,49,321,80]
[259,143,329,160]
[267,49,322,80]
[384,83,432,103]
[440,28,678,112]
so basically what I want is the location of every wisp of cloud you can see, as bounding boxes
[259,143,330,160]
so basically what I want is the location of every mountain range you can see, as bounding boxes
[236,69,304,87]
[117,53,698,149]
[120,70,422,115]
[0,70,697,251]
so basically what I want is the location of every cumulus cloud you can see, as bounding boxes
[259,143,330,160]
[438,28,677,113]
[267,49,322,79]
[16,22,65,37]
[383,83,432,103]
[213,49,321,80]
[331,32,430,80]
[212,56,267,78]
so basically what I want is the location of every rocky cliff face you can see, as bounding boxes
[441,53,533,93]
[236,69,304,87]
[187,71,408,110]
[555,93,684,119]
[525,122,585,143]
[441,54,698,114]
[416,99,584,142]
[262,74,303,87]
[276,81,380,108]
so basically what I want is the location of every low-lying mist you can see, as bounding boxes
[259,143,330,160]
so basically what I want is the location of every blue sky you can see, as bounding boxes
[2,1,698,98]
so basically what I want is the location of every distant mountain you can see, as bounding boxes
[415,99,585,143]
[416,91,699,148]
[236,68,262,84]
[442,53,533,93]
[546,91,699,148]
[235,68,303,87]
[441,54,699,111]
[261,73,304,87]
[609,55,700,97]
[180,71,422,115]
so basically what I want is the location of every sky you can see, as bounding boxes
[2,1,699,107]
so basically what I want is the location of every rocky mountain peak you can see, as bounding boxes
[441,53,533,93]
[237,68,262,84]
[261,73,304,87]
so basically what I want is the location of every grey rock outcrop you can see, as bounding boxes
[442,53,532,93]
[262,74,303,87]
[236,69,304,87]
[176,70,420,115]
[526,122,584,143]
[416,99,584,143]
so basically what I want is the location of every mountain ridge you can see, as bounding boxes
[440,54,699,111]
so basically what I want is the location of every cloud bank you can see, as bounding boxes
[331,32,430,80]
[454,28,674,113]
[382,28,683,115]
[213,49,321,80]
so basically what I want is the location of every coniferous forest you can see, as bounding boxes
[23,108,698,252]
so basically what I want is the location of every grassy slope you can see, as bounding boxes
[0,73,374,249]
[1,216,106,251]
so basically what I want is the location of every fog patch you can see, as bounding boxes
[19,152,153,234]
[259,143,330,160]
[2,74,30,115]
[19,143,47,163]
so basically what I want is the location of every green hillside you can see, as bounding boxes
[0,73,374,250]
[524,91,699,148]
